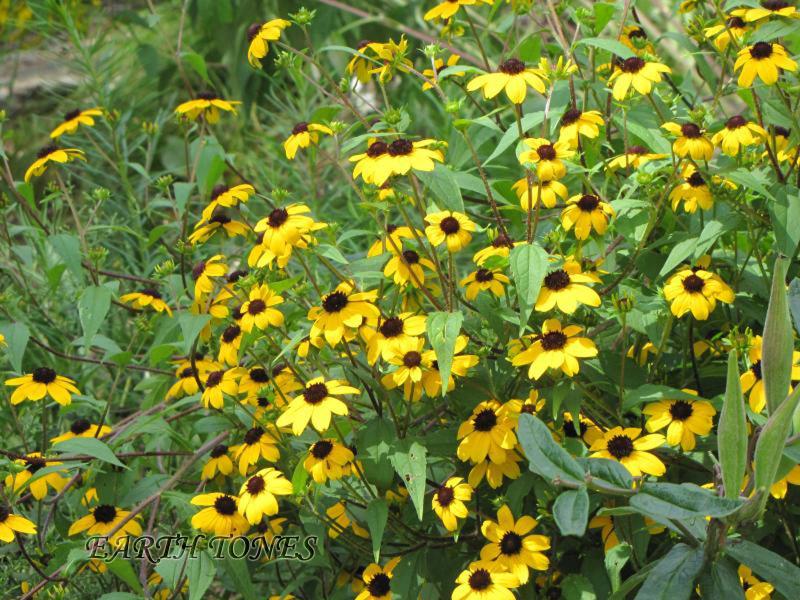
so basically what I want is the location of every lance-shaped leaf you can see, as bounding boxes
[553,487,589,536]
[426,311,464,396]
[509,243,548,334]
[517,414,586,486]
[718,350,747,499]
[761,255,793,414]
[635,544,705,600]
[753,384,800,509]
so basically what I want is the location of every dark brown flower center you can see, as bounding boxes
[304,382,329,404]
[544,269,571,290]
[206,370,224,387]
[628,145,648,155]
[436,485,455,507]
[606,435,635,459]
[499,58,526,74]
[210,444,228,458]
[541,331,568,351]
[247,475,266,494]
[32,367,57,384]
[727,16,746,28]
[682,274,705,293]
[196,91,218,101]
[751,360,762,380]
[211,184,228,200]
[536,144,557,160]
[247,299,266,315]
[367,573,392,597]
[141,288,162,299]
[687,172,706,187]
[561,108,582,126]
[247,22,264,41]
[367,141,388,157]
[214,495,237,514]
[669,400,694,421]
[402,250,420,265]
[311,440,334,459]
[403,351,422,368]
[70,419,91,435]
[37,145,59,158]
[774,126,790,138]
[628,27,647,39]
[473,408,498,432]
[439,216,461,235]
[292,122,309,135]
[475,269,495,283]
[564,418,588,438]
[93,505,117,524]
[322,291,348,313]
[244,426,264,445]
[0,506,9,523]
[468,569,492,591]
[681,123,702,138]
[500,531,523,555]
[250,368,270,383]
[620,57,645,73]
[577,194,600,212]
[379,317,404,338]
[492,233,514,248]
[64,108,82,121]
[267,207,289,228]
[25,457,46,473]
[180,367,195,378]
[257,397,270,407]
[228,269,248,283]
[388,139,413,156]
[191,262,206,280]
[750,42,773,60]
[209,213,231,225]
[222,325,241,343]
[726,115,747,130]
[762,0,790,9]
[521,403,537,414]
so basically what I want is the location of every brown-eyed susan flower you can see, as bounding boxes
[382,336,433,391]
[589,427,666,476]
[239,284,284,333]
[738,565,774,600]
[468,453,523,489]
[201,368,242,409]
[535,259,601,313]
[202,444,234,480]
[276,377,357,435]
[770,465,800,499]
[356,557,402,600]
[254,203,325,255]
[69,504,142,549]
[425,210,476,252]
[50,107,103,138]
[247,19,290,68]
[190,493,249,536]
[513,177,568,210]
[501,390,546,426]
[283,122,333,159]
[732,0,799,22]
[457,400,517,464]
[237,366,272,398]
[712,115,767,155]
[561,412,603,445]
[192,254,227,299]
[367,224,418,257]
[670,167,714,213]
[432,477,472,531]
[174,92,240,123]
[231,426,281,475]
[704,16,748,51]
[350,140,391,184]
[619,25,655,55]
[188,212,249,245]
[606,145,668,170]
[643,390,716,451]
[479,505,549,583]
[421,54,462,90]
[303,439,355,483]
[519,138,574,180]
[461,268,510,300]
[628,341,658,366]
[50,419,111,444]
[588,514,665,552]
[661,122,715,160]
[238,467,292,524]
[24,145,85,182]
[608,56,671,100]
[0,506,36,543]
[424,0,492,21]
[735,42,797,87]
[740,335,800,413]
[347,40,383,83]
[383,248,436,287]
[663,266,735,320]
[5,454,66,500]
[558,108,604,148]
[327,501,370,539]
[119,289,172,316]
[6,368,80,406]
[308,283,379,346]
[203,183,256,221]
[362,312,426,364]
[467,58,546,104]
[511,319,598,380]
[453,560,520,600]
[561,193,614,240]
[218,324,243,366]
[368,138,444,186]
[473,233,517,265]
[166,358,213,399]
[368,37,413,83]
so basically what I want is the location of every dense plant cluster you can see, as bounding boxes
[2,0,800,598]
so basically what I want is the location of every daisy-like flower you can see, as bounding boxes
[561,193,614,240]
[246,19,291,68]
[191,255,228,299]
[473,233,517,265]
[511,319,598,380]
[238,467,293,524]
[704,16,748,52]
[467,58,546,104]
[347,40,383,83]
[453,560,520,600]
[382,337,434,392]
[662,122,715,160]
[740,335,800,413]
[606,145,668,170]
[368,37,413,83]
[190,493,249,536]
[461,268,510,300]
[619,25,655,55]
[425,210,476,252]
[513,177,568,210]
[119,289,172,316]
[239,284,284,333]
[501,390,546,427]
[367,224,418,257]
[308,283,380,346]
[535,259,601,313]
[643,390,716,451]
[254,203,325,255]
[327,501,370,539]
[383,248,436,287]
[0,505,36,543]
[230,426,281,475]
[237,366,272,398]
[669,166,735,213]
[479,505,549,583]
[303,439,355,483]
[735,42,797,87]
[771,465,800,498]
[24,145,85,182]
[738,565,774,600]
[589,514,665,552]
[519,138,574,180]
[558,108,604,148]
[608,56,671,100]
[50,107,103,138]
[202,444,234,480]
[362,312,426,364]
[217,324,243,366]
[432,477,472,531]
[50,418,111,444]
[350,140,392,184]
[561,412,603,445]
[5,454,66,500]
[468,453,523,489]
[283,122,333,159]
[421,54,462,91]
[663,266,735,320]
[370,138,444,186]
[203,183,256,222]
[356,557,402,600]
[6,368,80,406]
[188,212,249,245]
[276,377,357,434]
[68,504,142,547]
[424,0,492,21]
[457,400,517,464]
[174,92,240,123]
[166,357,214,399]
[732,0,799,22]
[201,368,242,409]
[589,427,666,476]
[713,115,767,156]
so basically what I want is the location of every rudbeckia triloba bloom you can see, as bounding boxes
[663,266,735,320]
[50,419,111,444]
[518,138,574,180]
[203,183,255,221]
[327,501,370,539]
[452,560,520,600]
[589,427,666,476]
[362,312,426,364]
[704,17,747,52]
[371,138,444,186]
[254,203,325,256]
[561,194,615,240]
[276,377,357,435]
[607,56,671,100]
[732,1,799,22]
[558,108,604,148]
[606,145,667,170]
[191,254,227,299]
[246,19,290,68]
[432,477,472,531]
[239,284,285,333]
[0,506,36,543]
[367,224,418,257]
[383,247,436,287]
[303,439,355,483]
[467,58,546,104]
[512,177,568,210]
[770,465,800,499]
[346,40,383,84]
[119,289,172,316]
[425,210,476,252]
[738,565,774,600]
[643,390,716,451]
[308,283,379,345]
[619,25,655,55]
[381,337,434,399]
[668,166,735,213]
[218,324,243,365]
[188,212,249,245]
[735,42,797,87]
[190,493,249,536]
[473,233,516,265]
[740,335,800,412]
[468,453,523,489]
[421,54,462,90]
[368,37,413,83]
[174,93,240,123]
[457,400,517,464]
[535,259,601,313]
[166,357,214,399]
[238,467,293,523]
[50,107,103,138]
[202,444,234,480]
[283,122,333,159]
[561,412,602,445]
[6,368,80,406]
[461,268,510,300]
[661,122,714,160]
[24,145,85,182]
[510,319,598,380]
[230,426,281,475]
[5,454,67,500]
[201,368,242,409]
[356,557,401,600]
[479,505,549,583]
[69,505,143,547]
[423,0,492,21]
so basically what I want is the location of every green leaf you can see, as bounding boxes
[788,278,800,335]
[181,51,211,84]
[658,235,697,278]
[509,243,549,334]
[753,385,800,503]
[78,285,113,348]
[725,169,775,202]
[561,573,596,600]
[186,551,215,600]
[593,2,616,34]
[579,457,633,490]
[697,557,745,600]
[291,458,309,494]
[49,233,84,283]
[761,256,793,414]
[629,483,742,520]
[106,558,143,593]
[366,498,389,562]
[389,441,427,521]
[517,414,586,486]
[0,321,30,372]
[718,350,747,499]
[220,554,257,600]
[52,437,128,469]
[416,164,464,212]
[623,385,701,410]
[605,544,632,592]
[635,544,705,600]
[178,313,211,354]
[769,186,800,258]
[553,487,589,536]
[576,37,635,59]
[726,539,800,598]
[426,311,464,396]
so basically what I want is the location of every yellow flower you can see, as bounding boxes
[468,453,522,489]
[558,108,604,148]
[432,477,472,531]
[69,504,142,547]
[704,16,748,52]
[203,183,256,221]
[608,56,671,100]
[308,283,379,346]
[230,426,281,475]
[513,177,568,210]
[356,557,402,600]
[663,266,735,320]
[276,377,357,435]
[238,467,293,524]
[347,41,384,84]
[712,115,767,155]
[453,560,520,600]
[561,193,614,240]
[0,506,36,543]
[473,233,517,265]
[246,19,290,68]
[201,443,234,480]
[643,390,716,451]
[560,412,603,445]
[381,337,433,391]
[24,145,85,182]
[740,335,800,413]
[326,501,370,539]
[619,25,655,55]
[467,58,546,104]
[50,419,111,444]
[480,505,549,583]
[510,319,598,380]
[383,247,436,287]
[457,400,517,464]
[606,145,667,170]
[363,138,445,186]
[362,312,426,364]
[589,427,666,476]
[535,259,601,313]
[421,54,462,90]
[119,289,172,316]
[424,0,492,20]
[253,203,325,257]
[734,42,797,87]
[5,454,67,500]
[188,212,250,245]
[190,493,249,536]
[50,107,103,138]
[166,358,214,399]
[367,224,418,257]
[303,439,354,483]
[662,122,715,160]
[201,368,242,409]
[191,254,227,299]
[217,324,243,366]
[425,210,476,252]
[738,565,774,600]
[769,465,800,499]
[174,93,240,123]
[732,1,799,22]
[6,368,80,406]
[368,37,413,83]
[461,268,510,300]
[283,122,333,159]
[589,514,665,552]
[239,284,284,333]
[519,138,574,180]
